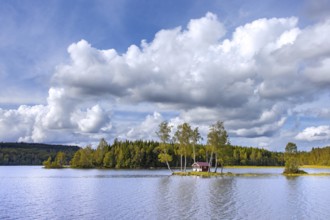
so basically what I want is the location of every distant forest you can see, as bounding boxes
[0,142,79,165]
[1,141,330,167]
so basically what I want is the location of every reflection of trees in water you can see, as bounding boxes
[155,176,172,219]
[156,176,199,219]
[284,176,309,219]
[208,177,236,219]
[175,177,198,218]
[155,176,237,219]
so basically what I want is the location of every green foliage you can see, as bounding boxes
[207,121,229,173]
[43,156,52,168]
[191,127,202,163]
[297,147,330,166]
[173,171,222,177]
[285,142,297,154]
[156,121,173,172]
[66,139,289,170]
[103,150,115,168]
[174,122,193,171]
[70,140,167,169]
[42,151,67,168]
[156,121,172,144]
[71,146,94,168]
[158,152,173,163]
[3,138,330,170]
[0,142,79,165]
[93,138,109,167]
[283,156,300,174]
[283,142,303,174]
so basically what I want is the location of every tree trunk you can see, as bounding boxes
[208,152,213,173]
[164,148,173,174]
[180,155,183,172]
[214,152,218,173]
[184,154,187,172]
[165,160,173,173]
[193,144,196,163]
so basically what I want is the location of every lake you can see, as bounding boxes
[1,166,330,220]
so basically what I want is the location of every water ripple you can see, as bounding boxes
[1,167,330,219]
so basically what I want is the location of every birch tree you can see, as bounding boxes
[175,122,192,172]
[207,121,228,173]
[156,121,173,173]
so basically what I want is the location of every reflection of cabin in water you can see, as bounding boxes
[192,162,210,172]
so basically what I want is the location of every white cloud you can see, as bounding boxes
[1,12,330,149]
[233,117,286,138]
[125,112,164,140]
[295,126,330,141]
[304,57,330,85]
[304,0,330,21]
[75,105,110,133]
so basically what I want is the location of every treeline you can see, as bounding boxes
[70,139,165,168]
[68,139,330,169]
[0,142,79,165]
[1,141,329,168]
[69,138,285,168]
[229,146,284,166]
[298,147,330,166]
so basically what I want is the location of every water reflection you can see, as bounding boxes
[155,176,237,219]
[156,177,172,219]
[209,177,236,219]
[1,167,330,219]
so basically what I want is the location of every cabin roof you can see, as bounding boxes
[192,162,210,167]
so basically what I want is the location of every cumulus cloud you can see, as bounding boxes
[295,126,330,141]
[304,57,330,86]
[74,105,110,133]
[125,112,164,140]
[1,12,330,147]
[304,0,330,21]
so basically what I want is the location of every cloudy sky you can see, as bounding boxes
[1,0,330,151]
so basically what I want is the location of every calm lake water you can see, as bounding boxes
[1,166,330,220]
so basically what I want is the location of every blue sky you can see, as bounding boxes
[1,0,330,151]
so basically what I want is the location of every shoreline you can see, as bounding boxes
[172,171,330,177]
[225,165,330,169]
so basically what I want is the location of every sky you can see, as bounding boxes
[1,0,330,151]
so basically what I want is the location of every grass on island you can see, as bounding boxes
[173,168,330,177]
[283,172,330,176]
[173,171,223,177]
[300,165,330,169]
[173,171,274,177]
[225,165,284,169]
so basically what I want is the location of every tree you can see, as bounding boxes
[42,151,66,168]
[79,146,94,168]
[103,150,115,168]
[285,142,297,154]
[283,142,302,174]
[175,122,192,172]
[70,146,94,168]
[94,138,108,167]
[156,121,173,173]
[54,151,66,167]
[70,150,81,168]
[191,127,202,163]
[207,121,228,173]
[43,156,52,168]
